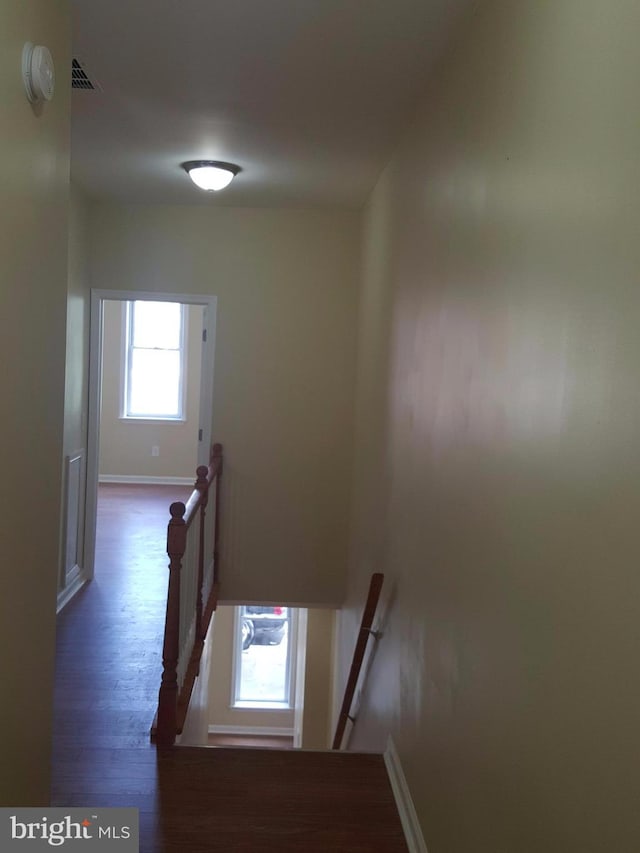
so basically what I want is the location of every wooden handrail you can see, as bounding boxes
[332,572,384,750]
[155,443,223,747]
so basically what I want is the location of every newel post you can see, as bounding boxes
[156,501,187,747]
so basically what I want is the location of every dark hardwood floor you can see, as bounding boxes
[52,484,190,842]
[51,484,408,852]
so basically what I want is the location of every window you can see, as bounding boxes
[123,300,185,420]
[232,606,298,708]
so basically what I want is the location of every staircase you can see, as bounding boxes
[52,451,408,852]
[153,747,407,851]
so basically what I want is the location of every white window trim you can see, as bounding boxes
[120,300,187,422]
[231,606,298,710]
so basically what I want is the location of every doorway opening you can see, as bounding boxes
[84,289,217,585]
[206,604,306,750]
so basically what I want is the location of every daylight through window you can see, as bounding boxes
[233,606,297,708]
[124,301,185,419]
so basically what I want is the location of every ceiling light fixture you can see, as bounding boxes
[181,160,241,192]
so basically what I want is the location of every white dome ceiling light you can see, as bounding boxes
[22,43,56,103]
[181,160,241,192]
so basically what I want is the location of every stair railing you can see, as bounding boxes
[155,443,223,747]
[332,572,384,750]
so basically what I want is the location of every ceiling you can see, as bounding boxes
[71,0,466,208]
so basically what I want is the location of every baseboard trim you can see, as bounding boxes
[99,475,194,486]
[56,570,89,615]
[384,736,428,853]
[208,725,295,737]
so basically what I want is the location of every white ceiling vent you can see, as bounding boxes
[72,58,101,91]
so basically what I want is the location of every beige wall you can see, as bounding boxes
[343,1,640,850]
[99,301,203,480]
[0,0,70,804]
[88,205,359,604]
[300,608,335,750]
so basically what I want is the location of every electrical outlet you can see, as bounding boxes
[152,445,160,457]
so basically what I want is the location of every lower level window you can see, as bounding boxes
[232,606,297,708]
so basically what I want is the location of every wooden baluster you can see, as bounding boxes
[156,501,187,748]
[194,465,209,644]
[211,443,223,585]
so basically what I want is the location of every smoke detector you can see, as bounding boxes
[22,42,55,103]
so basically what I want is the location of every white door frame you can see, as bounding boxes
[84,289,217,580]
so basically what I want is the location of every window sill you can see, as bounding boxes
[119,416,187,425]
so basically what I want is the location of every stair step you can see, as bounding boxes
[155,746,408,851]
